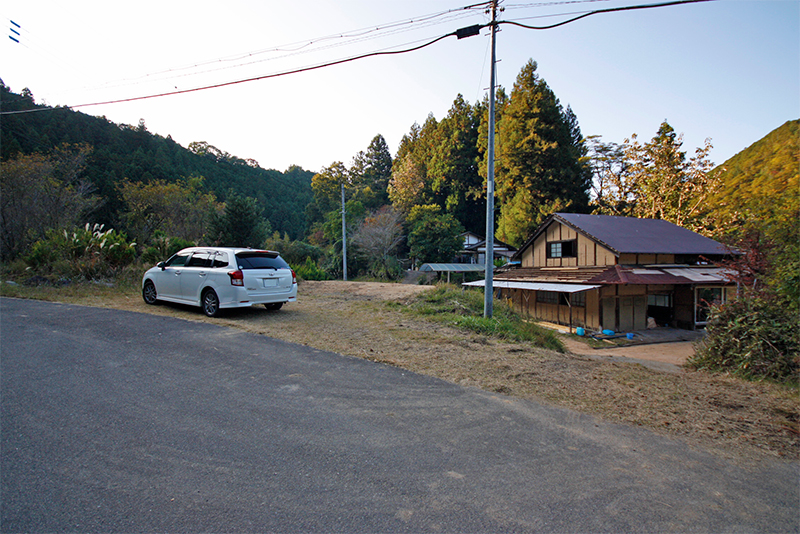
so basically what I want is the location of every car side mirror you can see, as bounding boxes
[157,261,166,270]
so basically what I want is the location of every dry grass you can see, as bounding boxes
[2,278,797,463]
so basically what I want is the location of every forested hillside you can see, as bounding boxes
[709,119,798,229]
[0,83,314,239]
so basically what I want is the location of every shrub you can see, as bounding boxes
[263,232,324,266]
[365,256,403,281]
[25,223,136,280]
[688,293,800,382]
[141,232,195,264]
[295,257,329,281]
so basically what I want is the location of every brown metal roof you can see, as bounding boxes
[514,213,732,259]
[495,266,611,285]
[556,213,730,255]
[496,265,732,286]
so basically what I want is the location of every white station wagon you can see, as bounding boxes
[142,247,297,317]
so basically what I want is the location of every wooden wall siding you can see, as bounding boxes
[673,286,695,329]
[647,284,672,292]
[618,284,646,296]
[586,290,601,330]
[597,245,617,266]
[531,236,545,267]
[526,221,617,267]
[619,253,676,265]
[504,288,602,330]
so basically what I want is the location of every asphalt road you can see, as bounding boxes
[1,297,797,533]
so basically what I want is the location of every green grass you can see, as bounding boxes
[394,284,564,352]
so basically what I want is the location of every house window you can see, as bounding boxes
[537,291,559,304]
[648,294,671,308]
[536,291,584,306]
[547,240,577,259]
[696,287,725,325]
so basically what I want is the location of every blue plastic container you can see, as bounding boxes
[576,327,585,336]
[626,333,634,340]
[602,329,615,336]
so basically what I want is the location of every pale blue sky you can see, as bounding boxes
[2,0,798,173]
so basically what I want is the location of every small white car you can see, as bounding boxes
[142,247,297,317]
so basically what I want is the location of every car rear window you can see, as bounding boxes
[236,252,290,270]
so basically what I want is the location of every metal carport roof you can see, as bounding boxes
[420,263,487,272]
[463,280,600,293]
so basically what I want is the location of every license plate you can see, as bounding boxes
[262,278,277,287]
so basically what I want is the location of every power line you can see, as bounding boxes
[68,31,466,111]
[1,0,715,116]
[500,0,713,30]
[94,12,478,91]
[504,0,612,9]
[74,4,491,95]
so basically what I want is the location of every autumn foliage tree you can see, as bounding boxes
[588,121,719,234]
[0,144,100,260]
[118,175,220,246]
[350,206,405,279]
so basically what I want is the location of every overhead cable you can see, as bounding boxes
[500,0,713,30]
[1,0,714,115]
[66,31,470,110]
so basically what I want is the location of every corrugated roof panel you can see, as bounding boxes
[464,280,600,293]
[419,263,487,272]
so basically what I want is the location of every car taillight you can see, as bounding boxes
[228,270,244,286]
[291,269,297,284]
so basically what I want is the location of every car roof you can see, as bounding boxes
[176,247,281,255]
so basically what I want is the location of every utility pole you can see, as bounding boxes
[484,0,498,318]
[341,182,347,281]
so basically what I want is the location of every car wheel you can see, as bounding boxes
[264,302,283,311]
[202,289,220,317]
[142,280,158,305]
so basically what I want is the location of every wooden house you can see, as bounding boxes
[466,213,737,332]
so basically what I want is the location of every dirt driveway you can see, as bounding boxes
[326,282,695,370]
[562,336,695,370]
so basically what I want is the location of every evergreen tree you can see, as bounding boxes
[492,60,591,246]
[310,161,350,214]
[207,192,271,247]
[351,134,393,209]
[428,95,485,233]
[387,154,426,214]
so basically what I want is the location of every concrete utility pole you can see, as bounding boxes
[341,182,347,281]
[484,0,498,318]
